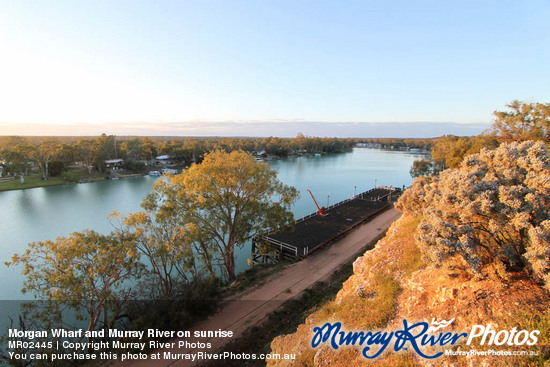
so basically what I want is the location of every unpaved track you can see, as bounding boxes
[116,208,401,367]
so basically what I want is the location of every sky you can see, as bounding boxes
[0,0,549,137]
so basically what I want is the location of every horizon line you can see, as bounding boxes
[0,121,491,139]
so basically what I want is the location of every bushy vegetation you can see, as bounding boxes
[409,100,549,177]
[430,134,499,171]
[398,141,550,289]
[492,100,550,143]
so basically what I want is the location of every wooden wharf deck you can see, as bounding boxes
[252,186,400,263]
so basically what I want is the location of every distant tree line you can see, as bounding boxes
[357,137,436,150]
[0,134,365,179]
[0,133,442,182]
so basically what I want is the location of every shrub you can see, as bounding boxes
[398,141,550,289]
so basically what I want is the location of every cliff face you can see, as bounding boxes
[268,214,550,366]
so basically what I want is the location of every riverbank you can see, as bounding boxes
[0,171,150,192]
[0,174,68,192]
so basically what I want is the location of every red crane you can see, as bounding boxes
[307,189,325,216]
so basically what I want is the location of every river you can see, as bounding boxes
[0,148,423,300]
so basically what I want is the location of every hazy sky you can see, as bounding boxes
[0,1,548,135]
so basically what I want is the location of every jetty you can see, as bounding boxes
[252,186,400,263]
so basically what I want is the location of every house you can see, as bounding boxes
[104,159,124,169]
[155,155,174,165]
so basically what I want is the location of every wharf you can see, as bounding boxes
[252,186,400,263]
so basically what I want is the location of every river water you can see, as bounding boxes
[0,148,423,300]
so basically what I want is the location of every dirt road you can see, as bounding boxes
[116,208,401,367]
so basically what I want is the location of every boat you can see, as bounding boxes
[148,171,161,176]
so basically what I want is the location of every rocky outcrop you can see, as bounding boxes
[268,214,550,366]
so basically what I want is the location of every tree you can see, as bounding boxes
[7,230,143,340]
[431,135,473,170]
[431,134,498,171]
[140,137,157,164]
[47,160,64,177]
[32,140,61,180]
[398,141,550,289]
[409,158,433,178]
[120,138,144,162]
[56,144,76,169]
[93,134,116,171]
[0,143,34,176]
[148,150,298,282]
[116,205,206,300]
[74,139,98,172]
[492,100,550,142]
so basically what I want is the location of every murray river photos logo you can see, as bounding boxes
[311,318,540,359]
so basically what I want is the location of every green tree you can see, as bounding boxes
[7,230,143,340]
[149,150,298,282]
[56,144,76,169]
[32,140,61,180]
[74,139,98,172]
[93,134,116,171]
[116,205,207,300]
[120,138,144,161]
[47,160,64,177]
[0,142,34,176]
[431,134,498,171]
[431,135,472,170]
[492,100,550,142]
[140,137,157,164]
[409,158,433,178]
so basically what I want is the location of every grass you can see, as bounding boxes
[317,272,400,329]
[0,174,66,191]
[62,169,107,183]
[395,216,425,275]
[0,169,114,192]
[503,308,550,366]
